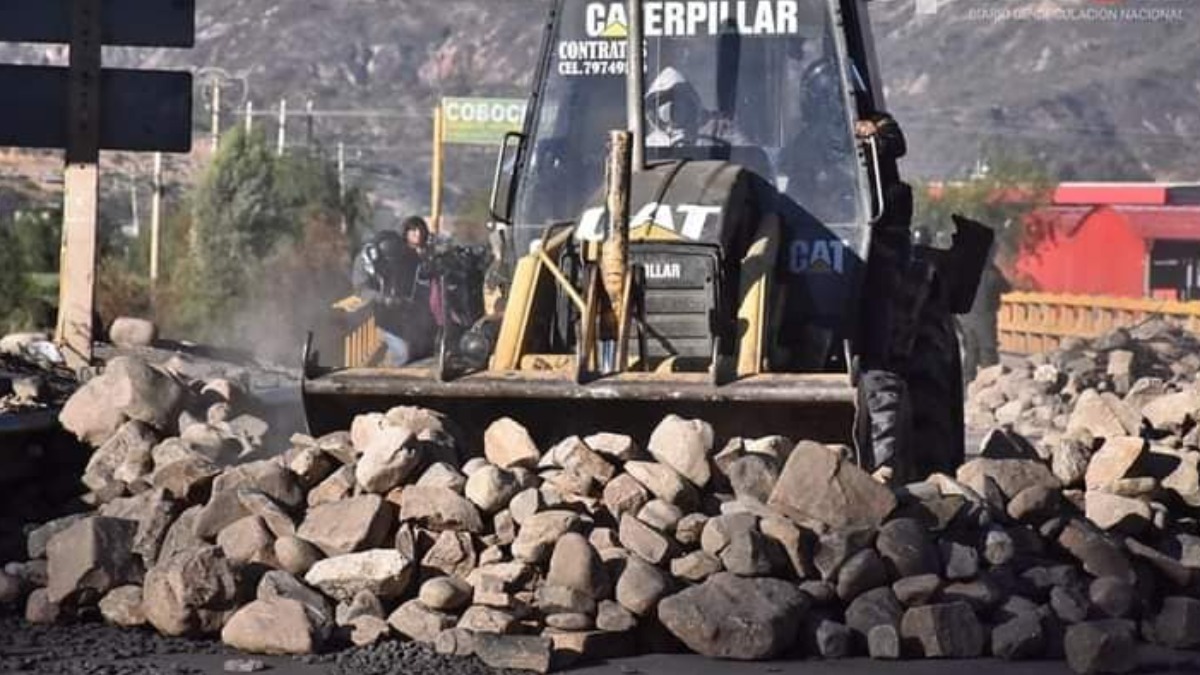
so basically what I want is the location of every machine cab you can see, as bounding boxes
[493,0,890,371]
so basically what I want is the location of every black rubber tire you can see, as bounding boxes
[906,308,966,477]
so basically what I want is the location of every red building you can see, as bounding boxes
[1016,184,1200,300]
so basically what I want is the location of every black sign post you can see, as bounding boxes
[0,0,195,368]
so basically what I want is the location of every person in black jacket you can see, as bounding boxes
[352,218,437,366]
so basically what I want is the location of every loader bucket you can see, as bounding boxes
[302,368,857,449]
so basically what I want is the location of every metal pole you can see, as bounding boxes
[306,99,315,146]
[431,105,444,235]
[129,182,140,237]
[626,0,645,172]
[244,100,254,135]
[210,78,221,153]
[150,152,163,283]
[277,99,287,156]
[337,141,347,234]
[56,0,102,370]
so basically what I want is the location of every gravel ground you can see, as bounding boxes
[0,612,516,675]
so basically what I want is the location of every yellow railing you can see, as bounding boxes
[999,291,1200,354]
[332,296,386,368]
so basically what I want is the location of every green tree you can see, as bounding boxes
[914,152,1058,271]
[162,127,368,344]
[0,225,33,333]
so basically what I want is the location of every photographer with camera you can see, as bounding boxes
[352,217,438,366]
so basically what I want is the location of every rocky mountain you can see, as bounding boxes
[3,0,1198,219]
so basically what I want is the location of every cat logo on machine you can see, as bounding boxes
[585,1,803,38]
[791,239,847,275]
[577,202,722,242]
[644,262,683,280]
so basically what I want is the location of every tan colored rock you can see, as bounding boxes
[274,536,325,577]
[561,438,618,485]
[465,464,520,513]
[1085,437,1146,491]
[307,465,356,508]
[99,586,146,627]
[142,546,240,636]
[422,530,478,578]
[420,577,473,612]
[624,461,699,510]
[957,458,1061,501]
[356,425,422,493]
[152,456,221,504]
[585,433,640,462]
[348,615,391,647]
[399,486,485,533]
[1085,492,1153,532]
[459,605,517,634]
[619,515,672,565]
[513,511,582,563]
[672,551,724,582]
[417,462,468,493]
[217,516,277,567]
[547,533,609,599]
[46,517,142,604]
[297,495,394,556]
[304,550,415,603]
[61,357,186,445]
[221,597,319,655]
[1143,389,1200,430]
[484,418,540,469]
[1069,390,1137,440]
[602,473,651,517]
[389,599,456,642]
[84,420,158,496]
[769,442,896,530]
[647,415,714,488]
[25,588,61,625]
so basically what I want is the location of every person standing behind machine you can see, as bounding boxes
[352,217,438,366]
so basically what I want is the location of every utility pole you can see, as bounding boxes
[337,141,347,234]
[277,99,287,156]
[210,77,221,153]
[431,105,444,234]
[244,99,254,135]
[150,152,163,283]
[56,0,102,370]
[129,181,140,237]
[306,99,315,147]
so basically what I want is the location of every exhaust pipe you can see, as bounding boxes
[626,0,645,172]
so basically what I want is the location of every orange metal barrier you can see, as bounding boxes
[999,291,1200,354]
[332,296,386,368]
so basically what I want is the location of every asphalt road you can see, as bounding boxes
[6,614,1200,675]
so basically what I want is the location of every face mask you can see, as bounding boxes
[658,101,677,128]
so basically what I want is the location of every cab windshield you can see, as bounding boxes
[512,0,865,243]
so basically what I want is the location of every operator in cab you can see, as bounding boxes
[352,217,438,366]
[644,67,749,149]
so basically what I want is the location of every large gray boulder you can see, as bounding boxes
[46,517,142,604]
[142,546,241,636]
[304,550,415,603]
[221,597,320,655]
[658,573,809,659]
[768,442,896,530]
[60,357,187,445]
[297,495,394,556]
[647,415,714,488]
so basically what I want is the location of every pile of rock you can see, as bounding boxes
[6,356,1200,673]
[967,320,1200,437]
